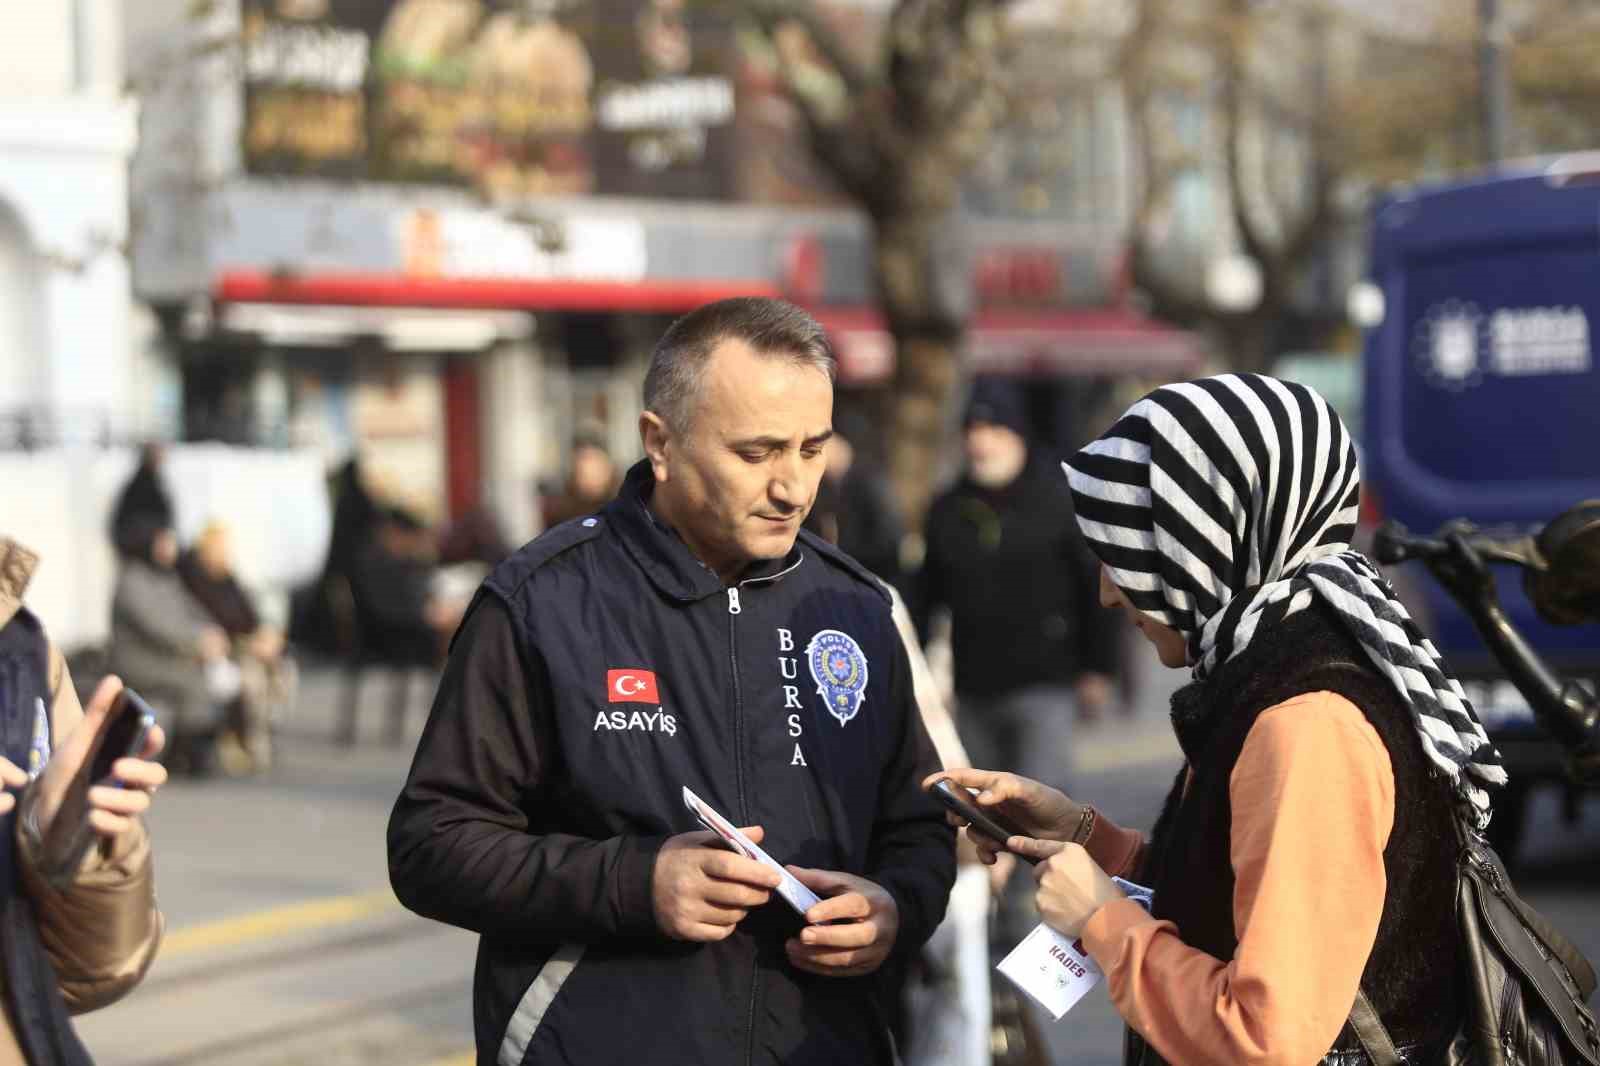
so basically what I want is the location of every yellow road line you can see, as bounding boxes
[162,888,403,959]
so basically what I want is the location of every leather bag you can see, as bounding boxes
[1349,811,1599,1066]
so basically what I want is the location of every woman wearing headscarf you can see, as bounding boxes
[110,444,175,559]
[929,374,1505,1065]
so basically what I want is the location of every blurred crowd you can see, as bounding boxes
[99,377,1128,803]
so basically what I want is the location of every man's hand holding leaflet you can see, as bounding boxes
[682,787,819,914]
[684,788,903,977]
[653,818,783,943]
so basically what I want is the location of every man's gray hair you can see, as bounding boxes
[644,297,837,432]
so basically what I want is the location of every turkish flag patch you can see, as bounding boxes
[607,669,660,704]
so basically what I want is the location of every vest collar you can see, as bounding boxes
[606,460,803,603]
[0,539,39,631]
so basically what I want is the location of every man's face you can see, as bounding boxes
[197,527,232,576]
[152,529,179,569]
[647,339,833,580]
[965,421,1027,489]
[570,445,616,500]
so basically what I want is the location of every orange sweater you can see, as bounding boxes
[1080,691,1396,1066]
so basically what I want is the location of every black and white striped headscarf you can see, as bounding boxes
[1063,373,1506,826]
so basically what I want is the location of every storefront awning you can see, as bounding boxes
[215,270,781,314]
[811,306,1205,384]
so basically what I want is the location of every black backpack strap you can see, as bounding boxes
[1347,990,1402,1066]
[1453,805,1599,1002]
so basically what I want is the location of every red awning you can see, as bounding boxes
[215,270,781,314]
[811,306,1204,384]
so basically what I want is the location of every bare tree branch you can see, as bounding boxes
[740,1,895,201]
[1219,26,1274,276]
[742,0,871,102]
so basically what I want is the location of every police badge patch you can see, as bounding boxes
[806,629,869,725]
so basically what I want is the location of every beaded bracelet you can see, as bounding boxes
[1069,805,1097,846]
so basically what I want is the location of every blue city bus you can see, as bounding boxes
[1361,158,1600,849]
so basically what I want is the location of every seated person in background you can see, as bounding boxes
[109,520,228,775]
[179,521,297,776]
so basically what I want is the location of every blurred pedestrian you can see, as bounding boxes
[291,457,382,656]
[352,508,464,662]
[0,537,166,1064]
[436,506,512,568]
[913,378,1116,797]
[540,431,621,529]
[339,508,465,747]
[388,297,954,1066]
[326,458,382,583]
[931,374,1501,1064]
[108,520,229,776]
[803,410,905,590]
[109,443,174,559]
[179,521,297,775]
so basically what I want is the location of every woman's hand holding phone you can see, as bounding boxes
[922,768,1086,866]
[26,677,167,881]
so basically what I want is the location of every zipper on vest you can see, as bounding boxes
[726,587,748,823]
[726,583,758,1066]
[724,559,803,1066]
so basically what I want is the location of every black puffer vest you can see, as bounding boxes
[1128,604,1461,1066]
[0,608,94,1066]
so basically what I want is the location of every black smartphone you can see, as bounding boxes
[926,779,1037,865]
[90,689,156,783]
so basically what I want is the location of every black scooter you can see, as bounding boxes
[1374,503,1600,859]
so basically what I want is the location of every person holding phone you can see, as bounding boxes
[928,375,1497,1066]
[388,298,954,1066]
[0,537,168,1065]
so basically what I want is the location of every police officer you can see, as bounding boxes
[388,298,955,1066]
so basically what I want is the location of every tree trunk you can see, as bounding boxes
[873,210,967,532]
[1212,303,1280,376]
[886,333,963,530]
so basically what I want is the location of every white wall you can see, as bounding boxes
[0,1,122,97]
[0,100,138,440]
[0,202,48,416]
[0,6,73,96]
[0,0,139,441]
[125,0,242,303]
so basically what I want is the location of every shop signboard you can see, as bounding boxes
[397,207,648,281]
[240,0,738,199]
[588,0,739,200]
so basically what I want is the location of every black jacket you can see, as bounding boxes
[388,462,955,1066]
[913,463,1116,698]
[803,466,905,591]
[178,553,261,637]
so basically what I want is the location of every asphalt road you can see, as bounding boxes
[68,659,1600,1066]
